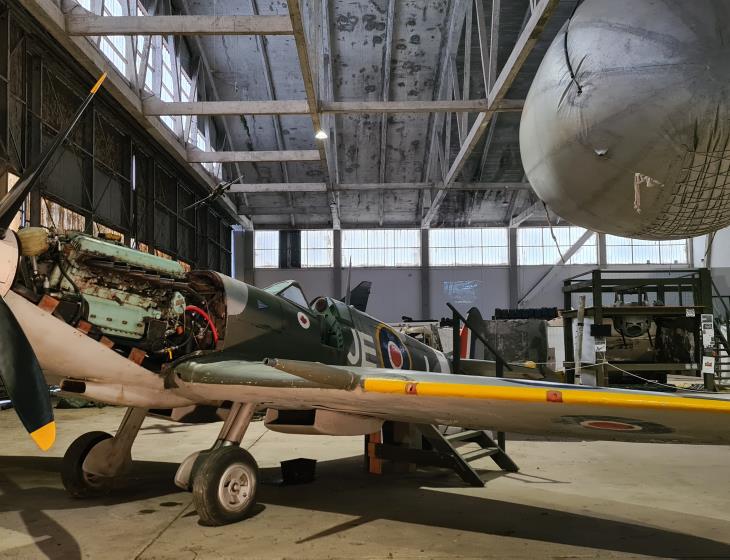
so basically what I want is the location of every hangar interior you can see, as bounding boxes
[2,0,730,557]
[3,0,729,326]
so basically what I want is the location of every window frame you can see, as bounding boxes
[301,230,334,268]
[429,227,509,267]
[516,226,598,266]
[341,229,421,268]
[605,236,689,265]
[254,230,280,269]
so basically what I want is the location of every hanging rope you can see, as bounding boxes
[543,200,566,263]
[633,173,664,213]
[563,0,584,94]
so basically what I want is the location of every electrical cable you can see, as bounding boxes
[185,305,219,345]
[507,359,716,394]
[602,361,715,394]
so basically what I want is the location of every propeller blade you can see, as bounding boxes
[0,72,107,231]
[221,174,245,191]
[0,296,55,450]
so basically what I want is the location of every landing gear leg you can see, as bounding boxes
[182,403,259,526]
[62,407,147,497]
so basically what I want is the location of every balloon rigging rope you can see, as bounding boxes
[543,200,566,263]
[563,0,584,95]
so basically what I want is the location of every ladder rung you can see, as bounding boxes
[461,448,499,462]
[445,430,483,443]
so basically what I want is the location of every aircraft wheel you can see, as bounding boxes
[192,446,259,526]
[61,431,114,497]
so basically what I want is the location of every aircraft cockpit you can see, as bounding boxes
[263,280,309,309]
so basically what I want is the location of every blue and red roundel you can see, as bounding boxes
[376,326,412,370]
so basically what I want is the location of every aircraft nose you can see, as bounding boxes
[0,231,20,298]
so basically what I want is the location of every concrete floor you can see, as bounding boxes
[1,407,729,559]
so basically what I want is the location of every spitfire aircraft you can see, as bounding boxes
[1,75,730,527]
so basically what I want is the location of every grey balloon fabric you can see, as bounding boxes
[520,0,730,239]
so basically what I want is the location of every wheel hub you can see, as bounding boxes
[218,464,252,512]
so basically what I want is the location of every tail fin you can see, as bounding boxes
[460,307,486,359]
[341,281,372,312]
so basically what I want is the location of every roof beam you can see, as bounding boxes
[287,0,339,229]
[324,99,523,114]
[378,0,396,226]
[142,98,523,116]
[250,0,295,227]
[187,149,321,163]
[319,0,341,229]
[422,0,469,186]
[65,15,293,35]
[228,181,531,193]
[143,99,310,116]
[240,206,330,216]
[509,200,542,227]
[422,0,560,227]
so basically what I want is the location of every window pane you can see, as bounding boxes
[430,229,453,248]
[301,230,333,267]
[519,246,542,266]
[342,229,419,267]
[633,245,660,263]
[484,246,509,265]
[517,227,597,265]
[606,244,632,264]
[605,236,688,264]
[431,247,454,266]
[518,228,542,247]
[430,228,507,267]
[568,242,598,265]
[255,231,279,268]
[455,247,480,266]
[660,243,687,264]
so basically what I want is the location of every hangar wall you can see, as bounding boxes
[0,0,233,271]
[240,224,730,324]
[253,264,599,323]
[253,262,723,324]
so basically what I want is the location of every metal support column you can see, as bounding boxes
[563,278,575,383]
[508,228,518,308]
[333,228,342,297]
[591,269,606,385]
[26,53,41,226]
[421,228,431,320]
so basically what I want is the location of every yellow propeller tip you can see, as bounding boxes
[524,360,537,369]
[90,72,107,94]
[30,421,56,451]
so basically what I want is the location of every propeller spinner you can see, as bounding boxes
[0,72,107,450]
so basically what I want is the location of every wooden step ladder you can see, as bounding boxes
[366,423,519,487]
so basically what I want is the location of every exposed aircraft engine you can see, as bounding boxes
[520,0,730,239]
[613,315,652,339]
[12,230,225,366]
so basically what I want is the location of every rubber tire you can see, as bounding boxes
[192,446,259,526]
[61,431,114,498]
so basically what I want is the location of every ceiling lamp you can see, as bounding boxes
[314,129,328,140]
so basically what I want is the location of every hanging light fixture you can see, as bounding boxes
[314,129,328,140]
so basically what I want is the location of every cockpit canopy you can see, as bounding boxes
[263,280,309,309]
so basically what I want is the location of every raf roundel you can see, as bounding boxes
[297,312,311,330]
[579,420,642,432]
[387,341,403,369]
[376,325,411,370]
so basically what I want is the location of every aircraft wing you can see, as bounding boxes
[172,355,730,445]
